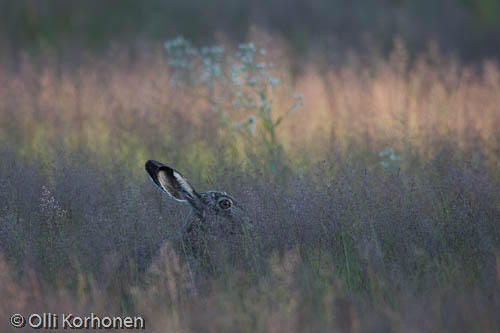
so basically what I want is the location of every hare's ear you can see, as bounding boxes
[145,160,196,202]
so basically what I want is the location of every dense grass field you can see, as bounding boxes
[0,40,499,332]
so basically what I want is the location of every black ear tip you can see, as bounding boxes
[145,160,162,178]
[146,159,160,169]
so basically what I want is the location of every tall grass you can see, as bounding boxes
[0,40,499,332]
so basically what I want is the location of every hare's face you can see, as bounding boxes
[199,191,249,232]
[201,191,241,216]
[145,160,250,238]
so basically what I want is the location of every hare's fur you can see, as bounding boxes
[139,160,250,268]
[105,160,250,301]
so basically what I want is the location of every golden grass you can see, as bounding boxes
[1,42,499,173]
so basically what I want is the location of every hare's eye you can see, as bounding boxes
[218,199,232,210]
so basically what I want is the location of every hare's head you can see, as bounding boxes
[145,160,250,240]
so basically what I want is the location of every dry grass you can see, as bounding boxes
[2,43,499,171]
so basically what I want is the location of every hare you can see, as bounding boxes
[136,160,251,269]
[105,160,251,303]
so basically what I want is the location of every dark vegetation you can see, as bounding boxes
[2,0,500,62]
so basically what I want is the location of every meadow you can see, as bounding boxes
[0,38,499,332]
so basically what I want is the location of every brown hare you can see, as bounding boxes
[106,161,252,303]
[137,160,251,268]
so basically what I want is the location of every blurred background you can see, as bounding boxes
[1,0,500,63]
